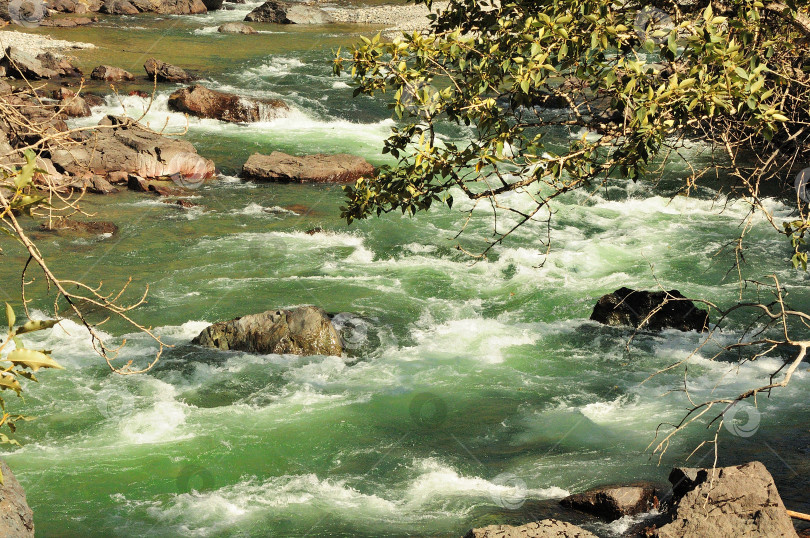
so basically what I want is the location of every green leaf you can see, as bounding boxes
[4,304,14,332]
[15,320,59,335]
[6,349,65,372]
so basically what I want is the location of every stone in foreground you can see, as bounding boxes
[464,519,596,538]
[590,287,709,332]
[0,460,35,537]
[560,483,658,521]
[192,306,343,356]
[242,151,374,183]
[652,461,798,537]
[168,84,288,123]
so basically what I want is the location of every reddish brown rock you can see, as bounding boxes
[51,88,91,117]
[167,84,288,123]
[241,151,374,183]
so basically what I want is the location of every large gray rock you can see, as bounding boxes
[0,461,35,537]
[560,483,659,521]
[168,84,287,123]
[464,519,597,538]
[1,47,58,80]
[244,0,331,23]
[242,151,374,183]
[285,3,332,24]
[244,0,289,22]
[590,287,709,332]
[144,58,195,83]
[653,461,798,537]
[49,115,215,181]
[192,306,343,356]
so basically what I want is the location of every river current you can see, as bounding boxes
[2,4,809,536]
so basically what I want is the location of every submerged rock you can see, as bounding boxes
[0,461,35,537]
[168,84,288,123]
[241,151,374,183]
[192,306,343,356]
[560,483,659,521]
[217,21,256,33]
[144,58,195,83]
[39,218,118,235]
[464,519,597,538]
[90,65,135,82]
[651,461,798,537]
[589,287,708,332]
[49,115,216,182]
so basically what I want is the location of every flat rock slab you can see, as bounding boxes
[192,306,343,356]
[560,483,658,521]
[652,461,798,537]
[242,151,374,183]
[464,519,597,538]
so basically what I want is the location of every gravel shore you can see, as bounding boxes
[0,30,95,56]
[326,2,448,33]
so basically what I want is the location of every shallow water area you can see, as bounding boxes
[1,5,810,538]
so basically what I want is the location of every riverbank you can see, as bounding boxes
[327,1,448,32]
[0,29,94,55]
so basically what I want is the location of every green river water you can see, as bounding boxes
[1,5,809,537]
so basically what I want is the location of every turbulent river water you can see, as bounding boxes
[2,4,810,537]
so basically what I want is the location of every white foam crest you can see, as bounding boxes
[239,56,305,79]
[119,382,192,445]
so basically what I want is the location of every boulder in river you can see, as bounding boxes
[589,287,709,332]
[144,58,195,83]
[192,306,343,356]
[48,115,216,182]
[560,483,659,521]
[168,84,288,123]
[90,65,135,82]
[650,461,798,537]
[36,52,83,77]
[244,0,332,23]
[1,47,58,80]
[201,0,223,10]
[464,519,597,538]
[241,151,374,183]
[217,21,256,33]
[51,88,91,117]
[0,461,35,537]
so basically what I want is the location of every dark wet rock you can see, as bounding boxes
[589,287,709,332]
[1,47,58,80]
[242,151,374,183]
[40,218,118,235]
[217,21,256,33]
[244,0,288,22]
[650,461,797,537]
[244,0,331,23]
[560,483,659,521]
[36,52,83,77]
[0,461,34,537]
[51,88,91,117]
[464,519,597,538]
[49,115,215,181]
[201,0,223,10]
[82,93,105,107]
[168,84,287,123]
[127,174,149,192]
[144,58,195,83]
[306,227,323,235]
[192,306,343,356]
[90,65,135,82]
